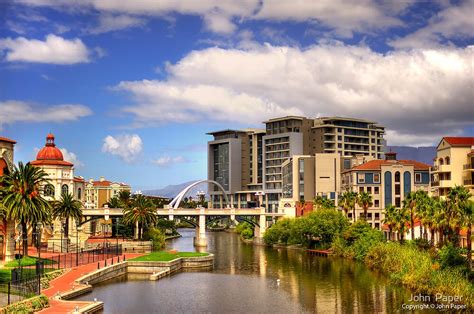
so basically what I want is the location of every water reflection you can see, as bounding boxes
[76,229,419,313]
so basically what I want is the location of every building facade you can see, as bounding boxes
[431,137,474,197]
[280,153,341,217]
[341,152,431,229]
[85,176,131,208]
[0,136,16,261]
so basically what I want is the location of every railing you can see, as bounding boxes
[463,164,474,170]
[431,180,440,186]
[0,275,41,307]
[464,179,473,185]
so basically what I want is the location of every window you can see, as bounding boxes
[445,157,450,165]
[61,184,69,195]
[77,188,82,199]
[375,223,380,229]
[395,197,401,207]
[338,136,342,141]
[359,187,364,193]
[375,213,380,220]
[44,184,55,197]
[395,184,401,195]
[358,173,365,183]
[367,187,372,194]
[373,173,380,183]
[367,213,372,219]
[348,213,352,219]
[415,173,422,183]
[374,186,379,194]
[439,158,444,165]
[374,200,379,207]
[395,171,400,183]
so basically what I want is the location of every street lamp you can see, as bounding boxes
[60,219,66,253]
[76,223,82,266]
[35,222,42,260]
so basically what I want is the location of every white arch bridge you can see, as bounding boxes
[83,180,284,246]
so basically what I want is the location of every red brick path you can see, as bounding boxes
[37,253,144,313]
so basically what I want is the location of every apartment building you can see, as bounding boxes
[85,176,131,208]
[341,152,431,228]
[207,115,386,213]
[207,129,266,208]
[432,137,474,197]
[280,153,341,217]
[312,117,385,158]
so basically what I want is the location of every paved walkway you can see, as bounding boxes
[37,253,144,313]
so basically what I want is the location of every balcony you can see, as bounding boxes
[432,180,452,188]
[432,164,451,173]
[463,164,474,171]
[464,179,473,186]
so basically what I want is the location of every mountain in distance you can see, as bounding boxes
[387,146,436,165]
[143,180,208,199]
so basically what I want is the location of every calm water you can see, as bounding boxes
[75,229,416,313]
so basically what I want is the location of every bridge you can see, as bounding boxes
[81,180,285,247]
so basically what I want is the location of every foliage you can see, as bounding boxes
[0,294,49,314]
[356,191,373,220]
[122,194,157,240]
[129,251,209,262]
[264,209,348,248]
[143,228,166,251]
[0,162,52,256]
[235,222,254,240]
[338,191,357,218]
[52,192,82,237]
[365,242,474,309]
[437,243,467,270]
[314,196,335,210]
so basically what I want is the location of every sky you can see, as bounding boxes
[0,0,473,191]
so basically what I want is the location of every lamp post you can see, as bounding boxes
[76,223,82,266]
[60,219,66,253]
[35,222,42,260]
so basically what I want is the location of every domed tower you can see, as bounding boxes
[31,133,74,200]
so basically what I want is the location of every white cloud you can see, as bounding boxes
[389,1,474,49]
[59,148,84,168]
[0,100,92,129]
[87,14,146,34]
[152,156,190,167]
[14,0,412,37]
[0,34,90,64]
[115,43,474,146]
[102,134,143,163]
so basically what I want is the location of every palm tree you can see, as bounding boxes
[314,196,335,210]
[123,194,157,240]
[383,205,397,241]
[118,190,132,208]
[460,200,473,269]
[403,192,417,240]
[338,191,357,221]
[394,205,410,242]
[106,196,122,209]
[414,190,430,239]
[357,192,373,220]
[432,197,448,245]
[52,192,82,238]
[1,162,51,256]
[447,185,471,246]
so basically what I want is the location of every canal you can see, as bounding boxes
[75,229,415,313]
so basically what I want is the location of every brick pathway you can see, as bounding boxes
[37,253,144,313]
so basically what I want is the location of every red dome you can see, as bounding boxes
[36,133,64,161]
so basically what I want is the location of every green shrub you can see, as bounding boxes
[241,229,253,240]
[143,228,166,251]
[0,294,49,314]
[437,243,466,270]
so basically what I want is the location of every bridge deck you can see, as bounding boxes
[82,208,284,217]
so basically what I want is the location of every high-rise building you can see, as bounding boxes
[312,117,385,158]
[432,137,474,197]
[207,115,386,213]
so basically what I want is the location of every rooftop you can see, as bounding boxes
[263,116,306,123]
[0,136,16,144]
[348,159,431,171]
[442,137,474,147]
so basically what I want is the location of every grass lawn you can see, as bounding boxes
[130,251,209,262]
[4,256,56,268]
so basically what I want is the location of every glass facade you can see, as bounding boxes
[212,143,229,191]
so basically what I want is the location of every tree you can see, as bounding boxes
[357,192,373,220]
[339,191,357,221]
[414,190,430,239]
[447,185,471,246]
[432,197,448,245]
[314,196,336,210]
[0,162,51,256]
[403,192,417,240]
[459,200,473,269]
[52,192,83,238]
[383,205,397,241]
[123,194,157,240]
[393,205,410,242]
[117,190,132,208]
[106,196,122,209]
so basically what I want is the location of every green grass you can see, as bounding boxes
[130,251,209,262]
[4,256,56,267]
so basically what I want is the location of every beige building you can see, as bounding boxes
[342,152,431,229]
[85,176,131,208]
[280,153,341,217]
[432,137,474,197]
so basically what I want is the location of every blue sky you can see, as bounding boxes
[1,0,473,191]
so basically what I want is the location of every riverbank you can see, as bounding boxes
[261,211,474,310]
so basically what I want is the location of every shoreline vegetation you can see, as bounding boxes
[130,251,209,262]
[261,209,474,309]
